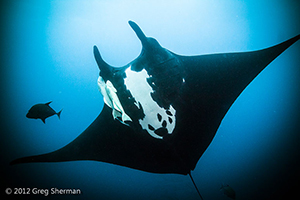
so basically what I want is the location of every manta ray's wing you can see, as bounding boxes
[177,34,300,117]
[171,34,300,168]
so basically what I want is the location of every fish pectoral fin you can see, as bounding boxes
[112,109,122,120]
[121,112,132,122]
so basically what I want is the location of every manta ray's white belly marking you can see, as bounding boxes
[124,66,176,139]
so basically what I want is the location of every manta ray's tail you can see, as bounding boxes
[189,172,204,200]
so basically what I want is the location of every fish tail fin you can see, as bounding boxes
[220,182,225,190]
[57,109,63,119]
[189,172,204,200]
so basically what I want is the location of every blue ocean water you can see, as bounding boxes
[1,0,300,199]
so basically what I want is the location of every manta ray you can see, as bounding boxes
[11,21,299,199]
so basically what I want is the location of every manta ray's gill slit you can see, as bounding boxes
[124,66,176,139]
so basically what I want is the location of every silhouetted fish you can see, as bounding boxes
[26,101,62,123]
[220,184,236,199]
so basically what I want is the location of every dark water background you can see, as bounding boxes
[1,0,300,199]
